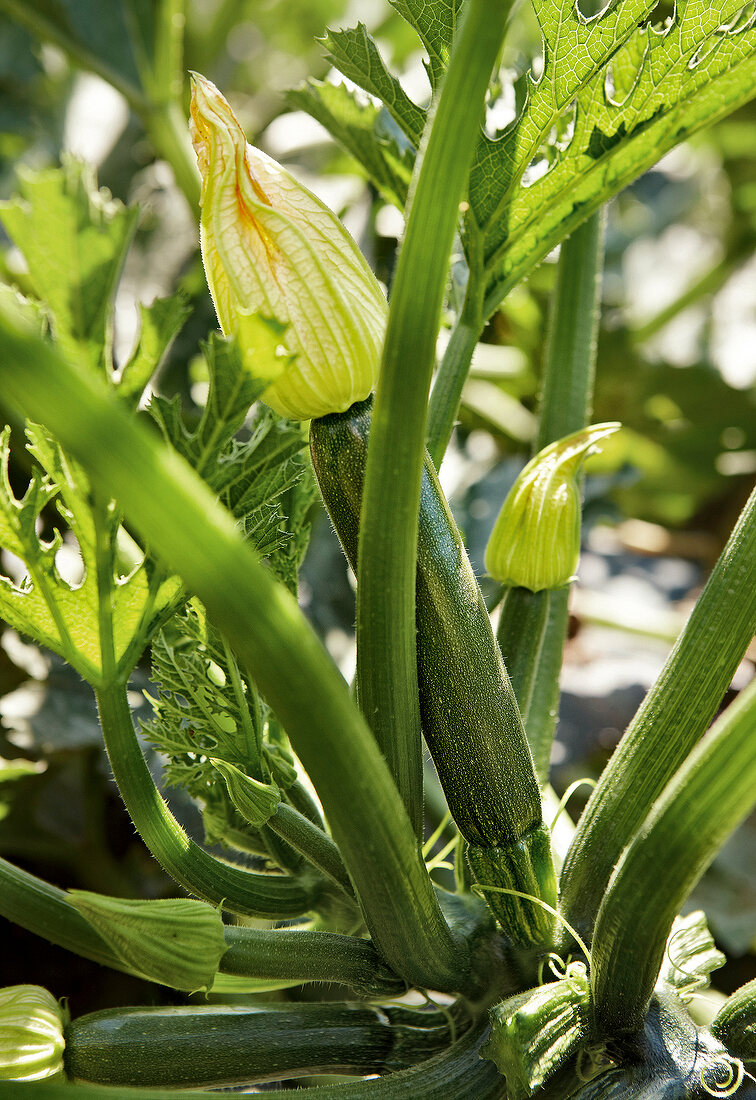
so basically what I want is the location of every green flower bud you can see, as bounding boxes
[210,757,281,827]
[0,985,65,1081]
[68,892,227,992]
[482,963,591,1098]
[189,73,387,421]
[485,423,620,591]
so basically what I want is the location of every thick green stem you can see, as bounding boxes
[495,210,606,784]
[96,680,319,918]
[426,241,486,467]
[535,209,606,451]
[222,927,404,998]
[591,678,756,1039]
[356,0,513,837]
[0,319,469,994]
[496,587,569,784]
[560,484,756,939]
[267,801,354,898]
[0,855,398,996]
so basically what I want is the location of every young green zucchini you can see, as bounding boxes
[64,1003,451,1088]
[310,397,557,948]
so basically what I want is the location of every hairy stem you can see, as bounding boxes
[560,484,756,939]
[96,680,320,918]
[426,231,486,467]
[0,319,470,993]
[591,678,756,1038]
[495,210,606,782]
[356,0,514,837]
[222,926,404,998]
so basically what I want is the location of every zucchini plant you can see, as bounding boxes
[0,0,755,1095]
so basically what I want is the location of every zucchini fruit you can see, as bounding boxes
[64,1003,451,1088]
[310,397,556,948]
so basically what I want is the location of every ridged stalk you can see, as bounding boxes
[96,681,320,919]
[591,677,756,1039]
[0,318,468,994]
[356,0,514,836]
[535,210,606,453]
[221,927,404,998]
[426,262,485,468]
[560,484,756,938]
[496,587,570,784]
[0,855,401,997]
[494,211,606,784]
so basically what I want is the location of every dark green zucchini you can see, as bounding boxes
[310,397,557,948]
[64,1002,451,1088]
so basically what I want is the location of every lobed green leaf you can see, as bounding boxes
[287,80,414,208]
[0,160,137,375]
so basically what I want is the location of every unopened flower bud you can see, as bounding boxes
[0,985,65,1081]
[482,962,591,1094]
[69,892,226,992]
[190,73,387,420]
[210,757,281,827]
[485,423,620,591]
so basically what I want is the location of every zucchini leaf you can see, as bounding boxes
[389,0,465,91]
[149,331,310,563]
[0,161,188,398]
[143,601,296,849]
[0,423,180,684]
[300,0,756,322]
[117,293,191,405]
[0,159,137,375]
[480,0,756,313]
[287,80,415,208]
[321,24,426,144]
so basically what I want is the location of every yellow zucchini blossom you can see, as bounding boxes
[485,423,620,591]
[189,72,388,420]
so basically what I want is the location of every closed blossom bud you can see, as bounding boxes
[189,72,387,421]
[0,985,66,1081]
[210,757,281,827]
[69,892,227,992]
[482,962,591,1094]
[485,423,620,591]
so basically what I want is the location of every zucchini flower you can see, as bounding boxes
[189,73,387,420]
[0,985,66,1081]
[485,423,620,591]
[69,891,227,992]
